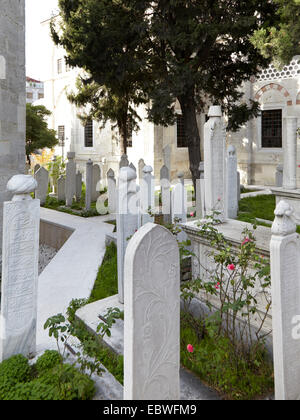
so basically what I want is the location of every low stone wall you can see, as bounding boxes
[40,219,74,251]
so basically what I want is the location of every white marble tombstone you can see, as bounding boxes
[226,145,238,219]
[85,159,93,211]
[171,172,187,224]
[107,169,117,214]
[160,165,171,224]
[270,201,300,400]
[138,159,146,183]
[120,154,129,169]
[237,171,241,202]
[196,162,205,219]
[124,223,180,400]
[129,162,136,172]
[204,105,226,221]
[0,175,40,361]
[34,167,49,206]
[283,117,298,190]
[65,152,76,207]
[276,164,283,188]
[163,145,171,179]
[117,167,139,304]
[92,164,101,202]
[57,176,66,202]
[141,165,155,226]
[76,171,82,202]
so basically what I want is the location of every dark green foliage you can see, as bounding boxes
[89,242,118,303]
[35,350,62,374]
[26,104,58,162]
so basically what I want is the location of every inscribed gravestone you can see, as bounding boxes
[124,223,180,400]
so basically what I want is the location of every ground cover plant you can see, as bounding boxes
[0,352,95,400]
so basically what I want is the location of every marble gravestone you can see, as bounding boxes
[171,172,187,224]
[204,106,226,222]
[85,159,93,211]
[0,175,39,361]
[0,0,26,254]
[138,159,146,183]
[226,145,238,219]
[124,223,180,400]
[120,154,129,169]
[163,145,171,180]
[270,201,300,400]
[117,167,139,304]
[65,152,76,207]
[57,176,66,202]
[160,165,171,224]
[276,164,283,188]
[35,167,49,206]
[283,118,298,190]
[92,164,101,202]
[76,172,82,202]
[141,165,155,226]
[107,169,117,214]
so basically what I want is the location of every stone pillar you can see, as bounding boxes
[57,176,66,202]
[0,175,39,361]
[34,167,49,206]
[65,152,76,207]
[141,165,155,226]
[196,162,205,219]
[107,169,117,214]
[283,117,298,190]
[276,164,283,188]
[160,165,171,224]
[117,167,139,304]
[270,200,300,400]
[124,223,180,400]
[237,171,241,202]
[92,164,101,202]
[76,171,82,202]
[129,163,136,172]
[226,145,238,219]
[0,0,26,255]
[171,172,187,224]
[204,106,226,221]
[85,159,93,211]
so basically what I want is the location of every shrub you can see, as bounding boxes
[35,350,62,374]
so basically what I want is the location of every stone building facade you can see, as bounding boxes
[0,0,26,252]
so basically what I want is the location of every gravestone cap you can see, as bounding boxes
[67,152,76,160]
[228,145,236,156]
[143,165,153,174]
[119,167,137,182]
[177,171,184,179]
[208,105,222,118]
[7,175,37,200]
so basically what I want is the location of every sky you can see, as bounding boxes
[26,0,59,80]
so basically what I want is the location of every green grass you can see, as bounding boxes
[43,195,103,218]
[89,242,118,303]
[238,194,276,222]
[180,313,274,400]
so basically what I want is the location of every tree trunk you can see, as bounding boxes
[178,88,202,192]
[118,118,128,156]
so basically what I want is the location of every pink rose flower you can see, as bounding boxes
[215,282,220,290]
[190,212,195,217]
[227,263,235,271]
[242,238,251,246]
[187,344,194,353]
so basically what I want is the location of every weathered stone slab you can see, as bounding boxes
[92,164,101,202]
[76,172,82,202]
[283,117,298,190]
[160,165,171,224]
[35,167,49,206]
[65,152,76,207]
[0,175,39,361]
[124,223,180,400]
[120,154,129,169]
[57,176,66,202]
[275,165,283,188]
[138,159,146,183]
[171,173,187,224]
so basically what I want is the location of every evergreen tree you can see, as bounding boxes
[251,0,300,66]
